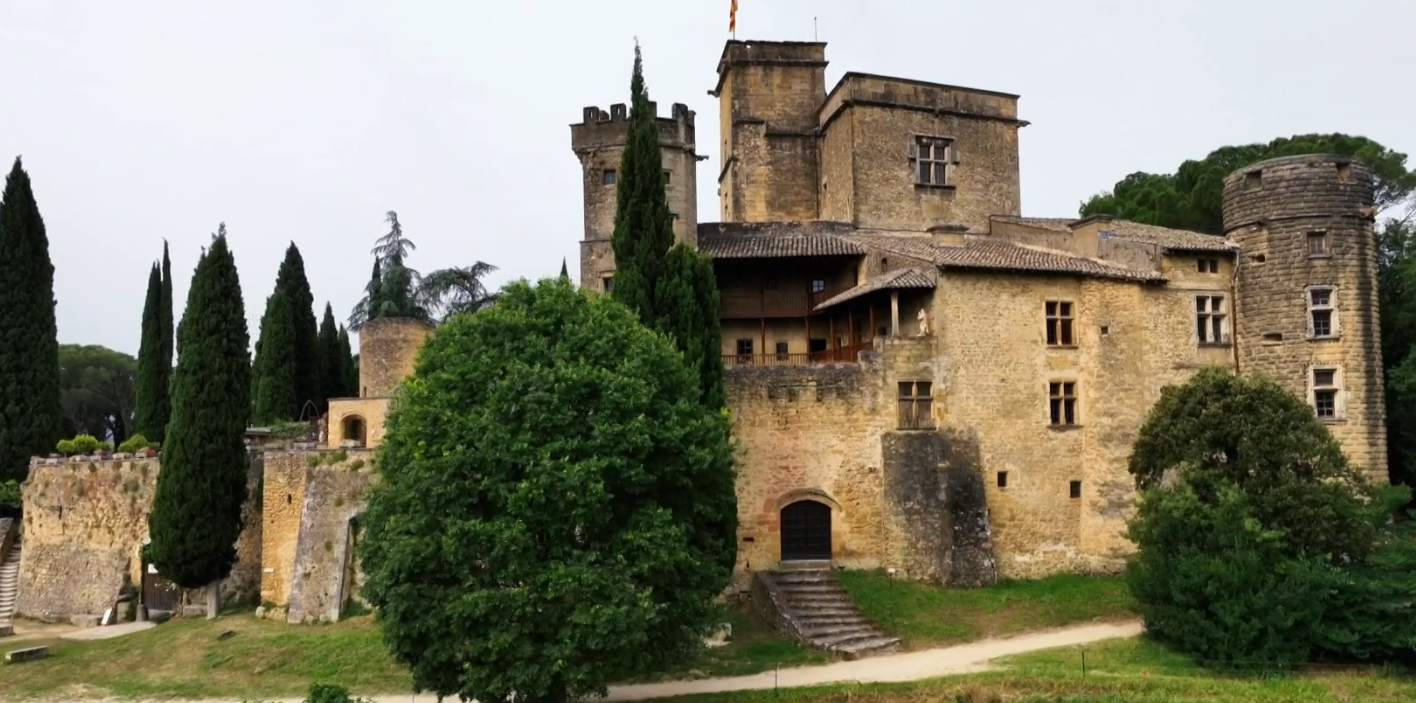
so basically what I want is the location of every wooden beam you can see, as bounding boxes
[890,292,900,336]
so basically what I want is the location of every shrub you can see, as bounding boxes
[117,434,153,454]
[57,434,105,456]
[305,683,373,703]
[0,479,20,518]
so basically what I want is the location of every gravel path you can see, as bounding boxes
[37,620,1144,703]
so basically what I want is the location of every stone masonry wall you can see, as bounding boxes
[357,317,433,399]
[16,455,262,621]
[1224,154,1387,480]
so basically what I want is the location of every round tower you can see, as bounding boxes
[357,317,434,398]
[1223,154,1386,480]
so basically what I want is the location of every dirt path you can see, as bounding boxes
[36,620,1143,703]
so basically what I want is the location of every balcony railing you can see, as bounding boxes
[720,287,843,319]
[722,341,877,368]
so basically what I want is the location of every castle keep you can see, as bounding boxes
[572,40,1387,584]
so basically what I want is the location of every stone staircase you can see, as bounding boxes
[753,563,900,659]
[0,537,20,629]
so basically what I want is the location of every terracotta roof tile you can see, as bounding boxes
[990,216,1075,232]
[813,268,936,311]
[1098,220,1237,252]
[698,232,866,259]
[854,235,1163,282]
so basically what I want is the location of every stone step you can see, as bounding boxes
[798,614,872,629]
[777,560,833,572]
[774,570,834,582]
[803,623,878,641]
[792,606,861,617]
[778,583,847,596]
[783,595,853,608]
[835,635,902,658]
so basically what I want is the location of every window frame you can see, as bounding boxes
[601,276,614,293]
[1045,301,1076,347]
[1048,380,1078,427]
[735,338,754,361]
[1196,258,1220,274]
[1195,294,1230,346]
[774,341,789,360]
[1310,366,1342,421]
[1307,231,1330,258]
[602,169,617,186]
[912,136,955,188]
[897,380,935,430]
[1307,285,1338,339]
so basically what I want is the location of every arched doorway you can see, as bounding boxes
[780,499,832,561]
[341,415,367,446]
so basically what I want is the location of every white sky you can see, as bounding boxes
[2,1,1412,356]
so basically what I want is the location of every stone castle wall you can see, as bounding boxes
[16,455,262,621]
[1224,154,1387,480]
[357,317,433,398]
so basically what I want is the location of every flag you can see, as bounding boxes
[730,0,738,33]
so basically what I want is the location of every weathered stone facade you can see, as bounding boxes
[355,317,432,399]
[15,455,262,621]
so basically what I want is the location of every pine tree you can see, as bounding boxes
[252,289,298,424]
[338,326,357,396]
[274,243,318,416]
[149,224,250,618]
[560,258,570,281]
[0,157,63,482]
[657,245,727,409]
[135,263,166,439]
[316,303,343,409]
[609,45,675,326]
[157,240,174,440]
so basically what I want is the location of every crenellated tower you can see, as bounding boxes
[570,101,700,292]
[1224,154,1387,480]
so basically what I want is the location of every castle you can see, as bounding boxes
[8,38,1387,627]
[571,40,1386,584]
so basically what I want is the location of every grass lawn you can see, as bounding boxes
[0,604,824,700]
[666,637,1416,703]
[838,570,1136,648]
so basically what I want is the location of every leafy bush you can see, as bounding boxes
[1127,368,1416,667]
[304,683,373,703]
[57,434,109,456]
[0,479,20,519]
[270,420,311,440]
[117,434,153,454]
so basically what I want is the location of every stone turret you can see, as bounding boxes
[1223,154,1386,479]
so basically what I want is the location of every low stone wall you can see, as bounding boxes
[16,454,263,622]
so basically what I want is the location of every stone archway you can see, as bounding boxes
[780,499,832,562]
[341,416,367,446]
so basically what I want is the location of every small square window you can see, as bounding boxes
[1049,381,1078,426]
[997,471,1008,489]
[663,169,672,183]
[914,136,953,186]
[601,276,614,292]
[1308,232,1329,257]
[1069,480,1082,499]
[898,380,934,430]
[811,279,826,294]
[775,341,789,360]
[602,169,617,186]
[1196,258,1219,273]
[736,338,754,359]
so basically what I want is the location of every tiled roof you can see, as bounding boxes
[813,268,936,311]
[990,216,1074,232]
[855,235,1163,282]
[1098,220,1237,252]
[698,232,866,259]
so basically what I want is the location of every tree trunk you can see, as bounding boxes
[207,582,221,620]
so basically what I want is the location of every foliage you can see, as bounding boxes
[136,262,168,441]
[60,344,138,444]
[303,683,374,703]
[117,434,153,454]
[253,289,299,424]
[275,243,320,416]
[656,244,728,409]
[57,434,109,456]
[1079,133,1415,233]
[1126,367,1416,667]
[559,258,569,281]
[316,304,345,412]
[1379,220,1416,489]
[269,420,312,440]
[419,261,499,322]
[338,327,357,397]
[149,225,251,590]
[348,212,430,328]
[609,44,676,326]
[359,278,737,703]
[0,156,64,483]
[0,479,19,518]
[159,242,174,429]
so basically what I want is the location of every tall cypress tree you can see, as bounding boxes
[149,224,250,618]
[559,258,570,282]
[657,245,727,409]
[252,289,298,424]
[316,303,343,409]
[274,243,318,416]
[157,240,174,440]
[135,263,166,439]
[0,157,63,482]
[338,326,357,396]
[609,45,675,326]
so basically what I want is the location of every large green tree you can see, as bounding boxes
[274,243,319,416]
[609,45,675,325]
[0,157,63,482]
[420,262,499,322]
[149,225,251,618]
[316,303,345,410]
[59,344,137,444]
[359,278,737,703]
[338,326,357,396]
[252,289,299,424]
[1127,368,1416,667]
[656,245,727,410]
[159,241,174,429]
[135,263,168,440]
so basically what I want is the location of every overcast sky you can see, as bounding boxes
[2,1,1412,356]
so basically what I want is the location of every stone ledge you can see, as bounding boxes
[5,646,48,662]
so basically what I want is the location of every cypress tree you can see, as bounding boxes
[609,45,675,326]
[149,224,250,618]
[135,263,165,438]
[656,245,727,410]
[559,258,570,282]
[0,157,63,482]
[316,303,343,408]
[274,243,319,416]
[252,289,298,424]
[338,326,358,396]
[157,240,174,440]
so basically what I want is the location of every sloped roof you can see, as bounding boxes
[854,235,1164,282]
[813,268,936,311]
[1097,220,1237,252]
[990,216,1074,232]
[698,232,866,258]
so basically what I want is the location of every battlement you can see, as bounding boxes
[713,40,827,95]
[570,101,696,153]
[1222,154,1376,231]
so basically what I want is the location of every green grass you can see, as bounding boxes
[0,605,822,700]
[662,637,1416,703]
[838,570,1137,648]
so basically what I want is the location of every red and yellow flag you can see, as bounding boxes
[729,0,738,33]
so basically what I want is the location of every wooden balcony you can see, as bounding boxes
[722,341,876,368]
[720,287,843,319]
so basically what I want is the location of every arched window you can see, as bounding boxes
[341,415,367,446]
